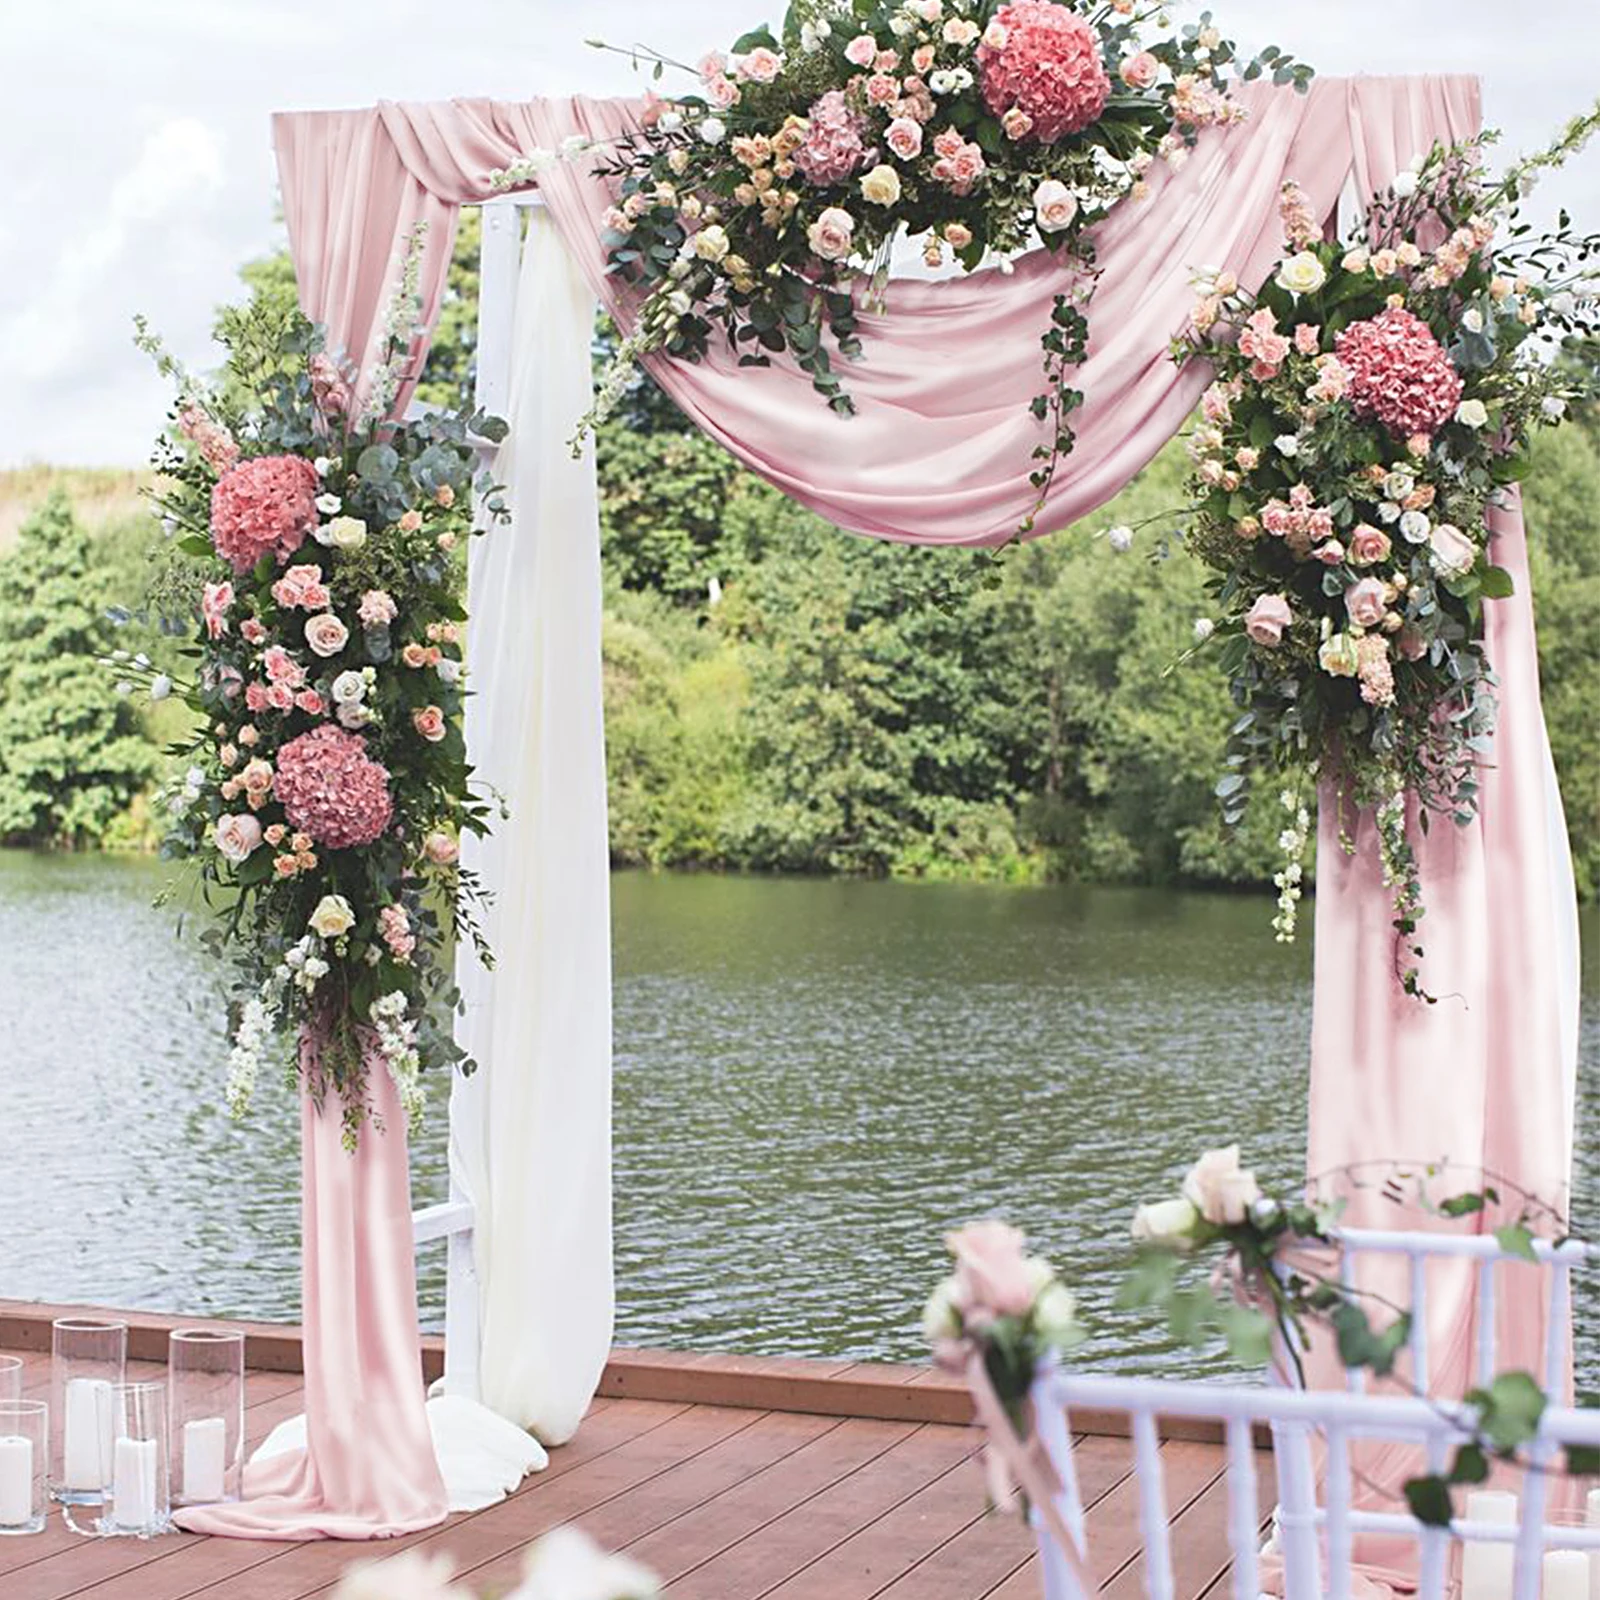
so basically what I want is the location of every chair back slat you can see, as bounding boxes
[1323,1424,1352,1600]
[1224,1417,1260,1600]
[1544,1260,1572,1392]
[1132,1409,1175,1600]
[1408,1250,1430,1393]
[1416,1426,1451,1600]
[1274,1419,1322,1600]
[1511,1435,1554,1600]
[1475,1257,1498,1386]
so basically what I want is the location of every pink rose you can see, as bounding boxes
[266,683,295,712]
[1294,323,1320,355]
[1349,525,1391,566]
[272,563,330,611]
[1032,178,1078,233]
[697,51,726,81]
[1245,593,1293,647]
[912,44,937,74]
[1345,577,1388,629]
[1315,541,1346,566]
[866,73,899,106]
[1001,107,1034,141]
[263,646,305,687]
[241,618,267,645]
[214,813,263,865]
[737,46,782,82]
[807,206,855,262]
[946,1220,1036,1318]
[1429,522,1477,579]
[705,75,740,110]
[295,690,325,717]
[844,34,877,67]
[424,831,460,867]
[945,222,973,249]
[1119,50,1159,89]
[413,705,447,743]
[245,682,270,713]
[202,581,234,641]
[885,117,923,160]
[305,613,350,658]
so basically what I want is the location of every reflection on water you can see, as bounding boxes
[0,855,1593,1380]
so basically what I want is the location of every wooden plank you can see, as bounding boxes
[627,1417,921,1582]
[661,1423,979,1598]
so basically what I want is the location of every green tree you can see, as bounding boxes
[0,493,155,845]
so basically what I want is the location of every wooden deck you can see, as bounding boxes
[0,1303,1271,1600]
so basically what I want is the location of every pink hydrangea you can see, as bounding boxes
[976,1,1111,144]
[273,725,393,850]
[793,90,872,187]
[1335,308,1464,439]
[359,590,399,628]
[210,455,319,574]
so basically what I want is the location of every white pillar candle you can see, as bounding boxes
[1462,1489,1518,1600]
[62,1378,112,1491]
[111,1437,158,1529]
[0,1436,33,1525]
[181,1417,227,1503]
[1584,1489,1600,1600]
[1546,1551,1589,1600]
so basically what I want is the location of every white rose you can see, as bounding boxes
[1181,1146,1261,1226]
[929,69,957,95]
[699,116,726,145]
[1032,178,1078,234]
[1392,170,1419,198]
[860,163,902,207]
[337,701,372,730]
[1455,398,1489,429]
[1399,509,1432,544]
[1275,435,1300,457]
[214,813,263,865]
[1032,1281,1078,1349]
[1131,1196,1201,1249]
[1106,525,1134,553]
[309,895,355,939]
[1429,522,1478,579]
[1275,251,1328,297]
[436,658,461,685]
[922,1276,962,1343]
[314,514,367,551]
[693,224,730,263]
[1378,500,1402,524]
[331,669,367,705]
[658,110,683,132]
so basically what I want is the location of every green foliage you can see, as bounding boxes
[0,493,156,845]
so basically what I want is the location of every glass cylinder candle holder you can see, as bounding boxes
[100,1382,169,1537]
[0,1356,22,1403]
[49,1318,126,1505]
[167,1330,244,1507]
[0,1401,47,1535]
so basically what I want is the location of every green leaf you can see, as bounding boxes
[730,25,778,53]
[1449,1443,1490,1486]
[1494,1224,1538,1263]
[1479,566,1515,600]
[1404,1475,1454,1528]
[1470,1370,1547,1454]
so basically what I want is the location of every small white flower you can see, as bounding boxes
[160,515,178,536]
[115,680,133,696]
[699,116,726,145]
[1399,509,1431,544]
[1461,308,1485,334]
[929,69,957,95]
[1192,617,1215,643]
[658,111,683,132]
[1106,525,1134,553]
[185,766,205,791]
[1378,500,1402,525]
[889,14,915,36]
[149,674,172,701]
[313,456,334,477]
[1274,434,1300,457]
[561,134,591,156]
[1392,170,1419,198]
[1542,396,1568,420]
[315,492,342,516]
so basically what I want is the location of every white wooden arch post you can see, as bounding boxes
[407,191,544,1404]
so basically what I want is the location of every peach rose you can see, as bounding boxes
[807,206,855,262]
[1120,51,1159,89]
[737,46,781,82]
[1245,593,1293,646]
[1345,577,1388,629]
[214,813,263,865]
[413,705,447,743]
[885,117,923,160]
[1032,179,1078,234]
[305,612,350,658]
[1348,525,1391,566]
[424,832,460,867]
[946,1220,1036,1318]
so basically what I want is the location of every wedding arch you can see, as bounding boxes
[210,73,1581,1539]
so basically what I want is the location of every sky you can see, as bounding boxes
[2,0,1596,469]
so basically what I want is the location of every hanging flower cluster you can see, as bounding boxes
[530,1,1310,538]
[1174,112,1600,995]
[127,230,510,1145]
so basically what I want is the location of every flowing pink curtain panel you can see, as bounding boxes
[175,1040,448,1540]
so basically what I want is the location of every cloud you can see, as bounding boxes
[5,117,226,387]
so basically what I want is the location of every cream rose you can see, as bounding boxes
[1032,178,1078,234]
[1275,250,1328,296]
[807,206,855,262]
[305,612,350,658]
[693,224,730,263]
[1429,522,1478,579]
[921,1277,962,1343]
[1245,592,1293,647]
[314,515,367,552]
[1132,1196,1201,1249]
[1032,1281,1079,1348]
[1181,1146,1261,1227]
[1319,632,1361,677]
[309,894,356,938]
[331,669,367,705]
[1455,398,1489,429]
[214,813,263,865]
[859,163,902,207]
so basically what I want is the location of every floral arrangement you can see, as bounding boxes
[924,1219,1082,1418]
[123,232,509,1145]
[542,0,1309,533]
[332,1529,659,1600]
[1124,1149,1595,1524]
[1173,108,1600,991]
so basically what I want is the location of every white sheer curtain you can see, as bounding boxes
[453,210,616,1447]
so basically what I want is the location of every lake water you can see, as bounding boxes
[1,854,1594,1379]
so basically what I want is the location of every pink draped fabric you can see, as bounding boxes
[174,1036,447,1541]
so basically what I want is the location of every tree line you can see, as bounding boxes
[1,218,1594,897]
